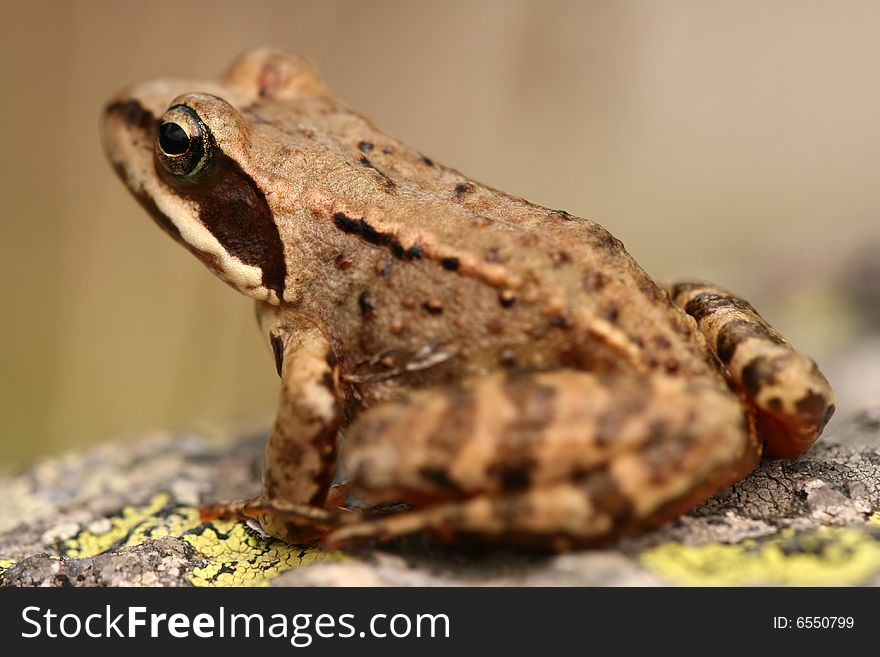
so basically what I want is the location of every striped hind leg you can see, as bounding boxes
[669,282,835,457]
[327,369,757,549]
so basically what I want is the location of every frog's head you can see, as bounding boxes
[102,49,327,304]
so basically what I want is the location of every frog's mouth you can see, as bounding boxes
[102,92,286,305]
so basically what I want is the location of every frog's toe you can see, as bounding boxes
[199,497,262,523]
[200,497,348,545]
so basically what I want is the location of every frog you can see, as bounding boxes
[102,49,835,550]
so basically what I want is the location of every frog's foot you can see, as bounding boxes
[334,369,758,549]
[325,472,733,551]
[200,498,346,544]
[324,484,611,550]
[668,281,835,457]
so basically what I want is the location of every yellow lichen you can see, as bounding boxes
[185,520,328,587]
[640,524,880,586]
[56,492,331,586]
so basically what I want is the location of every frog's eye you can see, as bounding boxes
[156,105,214,177]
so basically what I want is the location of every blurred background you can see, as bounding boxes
[2,0,878,468]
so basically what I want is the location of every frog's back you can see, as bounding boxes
[274,115,716,386]
[226,67,719,386]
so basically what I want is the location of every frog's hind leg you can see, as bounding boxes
[669,281,835,457]
[327,482,630,551]
[329,370,757,548]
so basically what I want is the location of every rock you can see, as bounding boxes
[2,537,194,587]
[1,415,879,587]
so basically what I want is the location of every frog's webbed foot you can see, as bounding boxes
[668,281,836,457]
[200,497,350,544]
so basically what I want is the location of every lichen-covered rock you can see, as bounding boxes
[2,537,195,587]
[1,412,879,587]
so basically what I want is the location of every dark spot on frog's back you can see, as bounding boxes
[441,257,460,271]
[550,251,571,268]
[498,289,516,308]
[166,152,287,298]
[602,305,620,324]
[582,269,609,293]
[422,299,444,315]
[334,212,394,247]
[453,182,475,198]
[358,290,375,318]
[333,213,423,262]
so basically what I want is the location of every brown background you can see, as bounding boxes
[2,0,878,467]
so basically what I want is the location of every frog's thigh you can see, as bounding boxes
[670,281,835,457]
[335,371,755,546]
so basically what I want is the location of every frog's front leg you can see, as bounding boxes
[669,282,835,457]
[327,370,757,549]
[200,320,344,543]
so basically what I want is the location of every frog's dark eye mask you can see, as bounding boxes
[101,92,288,304]
[156,105,215,178]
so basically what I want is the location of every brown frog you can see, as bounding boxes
[102,49,835,549]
